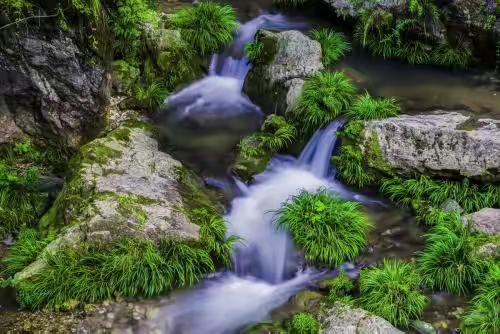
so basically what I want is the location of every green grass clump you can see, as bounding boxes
[170,2,238,55]
[310,29,351,66]
[381,176,500,213]
[293,72,356,135]
[431,42,472,69]
[111,0,160,59]
[277,190,372,268]
[417,217,488,295]
[1,229,51,277]
[16,233,234,310]
[359,259,428,328]
[346,92,400,121]
[288,313,319,334]
[397,40,432,65]
[134,82,168,111]
[245,41,264,64]
[333,145,376,188]
[461,264,500,333]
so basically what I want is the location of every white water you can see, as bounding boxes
[157,121,358,333]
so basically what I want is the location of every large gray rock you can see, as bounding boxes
[466,208,500,235]
[322,302,403,334]
[0,30,107,148]
[320,0,406,17]
[361,111,500,182]
[244,30,323,115]
[17,122,215,280]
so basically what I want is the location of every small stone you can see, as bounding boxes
[412,320,436,334]
[440,199,463,214]
[466,208,500,235]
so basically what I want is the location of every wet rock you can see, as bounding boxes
[0,30,107,148]
[412,320,437,334]
[466,208,500,235]
[444,0,497,32]
[289,290,323,311]
[361,111,500,182]
[16,123,216,280]
[476,243,500,259]
[322,302,403,334]
[244,30,323,115]
[440,199,463,214]
[320,0,406,18]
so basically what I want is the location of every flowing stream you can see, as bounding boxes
[154,16,367,332]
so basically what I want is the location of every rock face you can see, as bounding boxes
[322,302,403,334]
[361,111,500,182]
[17,123,215,279]
[321,0,406,17]
[467,208,500,235]
[244,30,323,115]
[0,30,107,148]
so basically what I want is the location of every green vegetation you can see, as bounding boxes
[111,0,160,60]
[346,92,400,121]
[15,211,236,309]
[273,0,307,7]
[354,4,472,69]
[310,29,350,66]
[0,140,53,238]
[277,190,372,268]
[381,176,500,213]
[461,264,500,333]
[1,229,51,277]
[334,145,376,188]
[288,313,319,334]
[0,0,32,21]
[293,72,356,136]
[170,2,238,55]
[359,259,428,328]
[133,81,168,111]
[323,271,354,304]
[417,215,488,295]
[245,41,264,63]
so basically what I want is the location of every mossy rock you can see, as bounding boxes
[17,121,221,281]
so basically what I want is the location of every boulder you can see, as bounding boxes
[360,111,500,182]
[16,122,217,280]
[322,302,403,334]
[244,30,323,115]
[320,0,406,18]
[444,0,497,31]
[0,30,107,148]
[466,208,500,235]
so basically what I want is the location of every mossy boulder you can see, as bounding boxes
[16,121,219,280]
[244,30,324,115]
[359,111,500,182]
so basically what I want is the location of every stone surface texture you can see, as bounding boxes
[244,30,323,115]
[362,111,500,182]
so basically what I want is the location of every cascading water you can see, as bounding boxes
[157,121,360,333]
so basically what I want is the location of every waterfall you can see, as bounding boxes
[157,120,357,333]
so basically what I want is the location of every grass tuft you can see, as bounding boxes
[346,92,400,121]
[245,41,264,63]
[359,259,428,328]
[288,312,319,334]
[293,72,356,135]
[310,28,351,66]
[277,190,372,268]
[170,2,238,55]
[417,215,488,295]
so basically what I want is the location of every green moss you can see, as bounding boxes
[111,127,132,143]
[365,133,393,175]
[98,192,156,226]
[360,259,428,328]
[277,190,372,268]
[79,142,122,166]
[112,60,140,93]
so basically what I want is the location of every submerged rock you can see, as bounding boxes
[0,30,107,148]
[322,302,403,334]
[16,122,217,280]
[244,30,323,115]
[466,208,500,235]
[360,111,500,182]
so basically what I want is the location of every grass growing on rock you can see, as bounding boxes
[1,229,51,277]
[288,312,319,334]
[359,259,428,328]
[170,2,238,55]
[245,41,264,63]
[417,214,488,295]
[381,176,500,213]
[293,72,356,136]
[461,264,500,333]
[277,190,372,268]
[346,92,400,121]
[310,28,350,66]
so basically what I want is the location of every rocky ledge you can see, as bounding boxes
[16,122,217,280]
[360,111,500,182]
[244,30,324,115]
